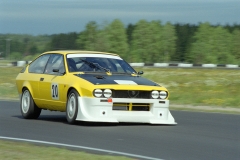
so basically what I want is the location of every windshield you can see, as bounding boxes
[66,54,136,74]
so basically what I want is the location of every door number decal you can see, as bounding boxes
[51,83,59,100]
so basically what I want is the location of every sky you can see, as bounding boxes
[0,0,240,35]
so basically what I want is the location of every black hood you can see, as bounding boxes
[75,73,159,86]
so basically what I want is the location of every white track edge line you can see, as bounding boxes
[0,136,163,160]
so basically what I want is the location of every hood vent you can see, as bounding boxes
[94,75,105,79]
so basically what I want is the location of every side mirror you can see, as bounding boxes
[137,71,144,75]
[52,69,59,72]
[53,69,65,75]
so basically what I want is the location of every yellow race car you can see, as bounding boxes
[16,50,176,125]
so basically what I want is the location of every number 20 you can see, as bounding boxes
[51,83,59,99]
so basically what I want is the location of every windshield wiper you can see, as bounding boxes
[80,59,111,73]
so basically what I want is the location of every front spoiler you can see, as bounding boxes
[76,97,177,125]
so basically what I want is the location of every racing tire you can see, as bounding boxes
[66,89,79,124]
[20,89,41,119]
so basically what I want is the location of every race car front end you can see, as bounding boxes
[75,88,177,125]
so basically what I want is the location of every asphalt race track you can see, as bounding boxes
[0,100,239,160]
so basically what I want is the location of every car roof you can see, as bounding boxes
[43,50,120,57]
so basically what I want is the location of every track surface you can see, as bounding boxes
[0,101,239,160]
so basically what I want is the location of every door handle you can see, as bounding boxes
[40,78,44,81]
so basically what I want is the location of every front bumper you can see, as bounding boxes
[76,97,177,124]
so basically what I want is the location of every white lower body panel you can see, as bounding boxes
[76,97,177,125]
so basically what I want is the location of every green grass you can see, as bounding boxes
[136,67,240,108]
[0,67,21,99]
[0,67,240,108]
[0,140,132,160]
[0,59,12,65]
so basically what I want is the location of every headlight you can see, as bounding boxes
[159,91,167,99]
[94,89,102,97]
[103,89,112,98]
[151,90,159,99]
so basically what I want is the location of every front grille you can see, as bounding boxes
[112,90,151,99]
[113,103,150,111]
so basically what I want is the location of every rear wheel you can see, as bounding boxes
[66,89,79,124]
[20,89,41,119]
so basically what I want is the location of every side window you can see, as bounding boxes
[44,54,65,75]
[28,54,50,73]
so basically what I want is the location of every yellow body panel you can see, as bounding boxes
[16,50,169,112]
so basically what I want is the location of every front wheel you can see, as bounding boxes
[20,89,41,119]
[66,89,79,124]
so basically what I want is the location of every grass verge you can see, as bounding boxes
[0,67,239,109]
[170,106,240,115]
[0,140,132,160]
[0,67,21,99]
[136,67,240,108]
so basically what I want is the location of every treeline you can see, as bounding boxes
[0,19,240,64]
[0,34,51,60]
